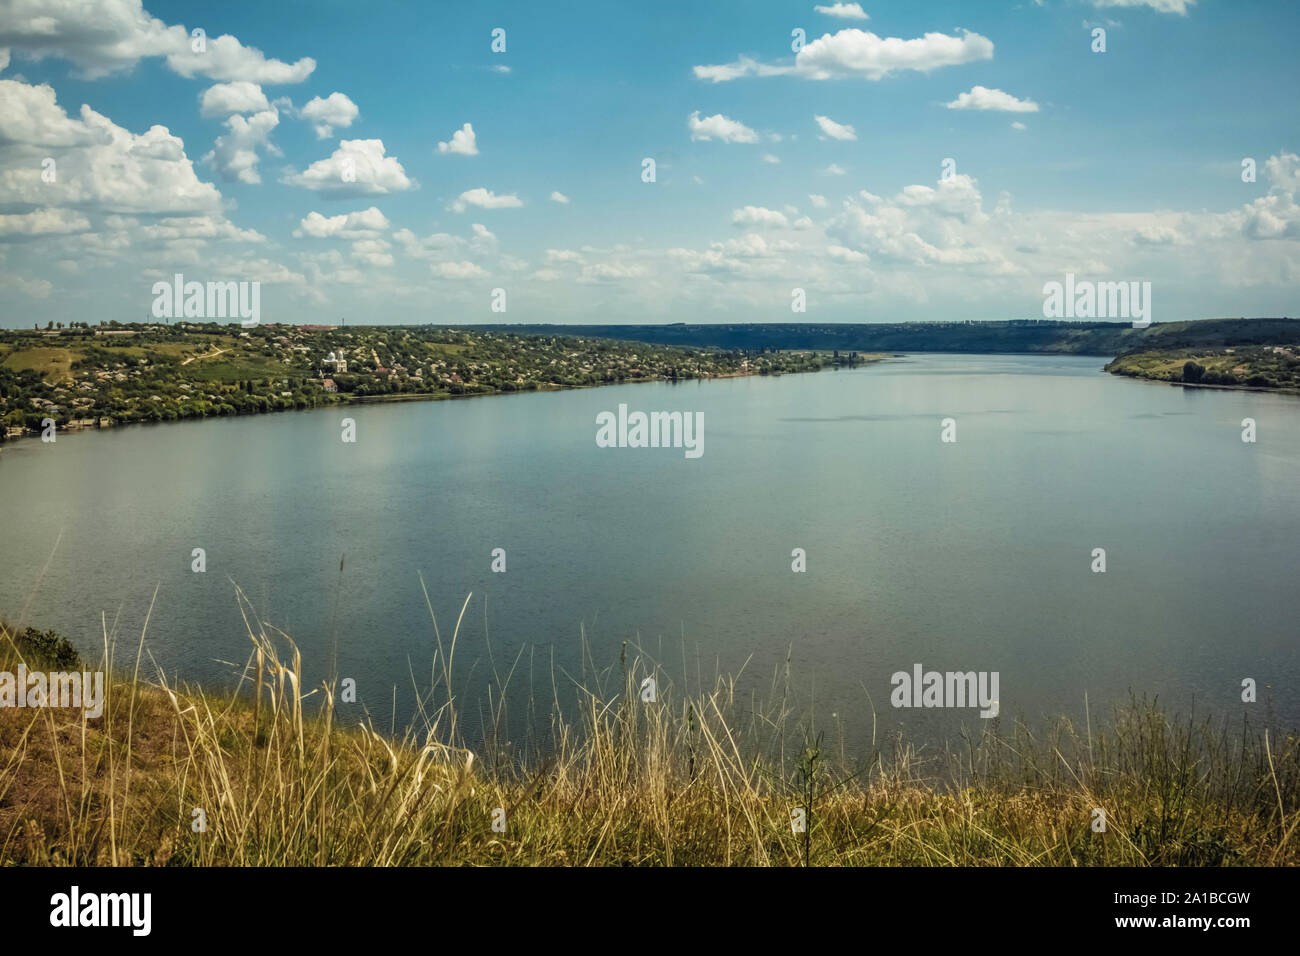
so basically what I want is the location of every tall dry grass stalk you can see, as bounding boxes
[0,591,1296,867]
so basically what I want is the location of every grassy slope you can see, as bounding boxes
[1106,345,1300,391]
[0,346,83,383]
[1,618,1295,867]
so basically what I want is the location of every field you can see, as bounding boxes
[0,346,83,383]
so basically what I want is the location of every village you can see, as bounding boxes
[0,321,832,440]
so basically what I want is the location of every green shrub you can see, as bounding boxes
[12,626,82,669]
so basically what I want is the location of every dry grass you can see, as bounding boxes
[0,593,1295,867]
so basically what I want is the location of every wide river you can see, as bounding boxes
[2,353,1296,753]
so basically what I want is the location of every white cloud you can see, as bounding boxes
[814,114,857,140]
[550,190,570,203]
[199,81,269,118]
[823,163,846,176]
[1240,153,1300,240]
[437,122,478,156]
[546,249,585,264]
[433,260,485,279]
[762,153,781,164]
[732,205,790,229]
[809,194,828,208]
[300,92,358,138]
[0,274,52,297]
[449,187,521,212]
[580,262,648,282]
[945,85,1039,113]
[350,237,392,266]
[0,0,315,82]
[1011,121,1027,131]
[293,206,389,239]
[1133,224,1182,245]
[814,3,869,20]
[694,28,993,83]
[828,244,869,262]
[687,111,758,143]
[1091,0,1195,14]
[392,228,463,260]
[799,28,993,80]
[131,215,264,243]
[204,108,278,184]
[281,139,414,197]
[0,207,89,236]
[0,78,223,215]
[0,79,100,147]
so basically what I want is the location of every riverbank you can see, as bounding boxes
[0,320,892,445]
[1106,345,1300,394]
[1,618,1293,866]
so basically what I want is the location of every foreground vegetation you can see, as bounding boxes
[1,611,1294,867]
[1106,345,1300,392]
[0,323,850,441]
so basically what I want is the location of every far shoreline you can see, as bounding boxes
[0,351,896,449]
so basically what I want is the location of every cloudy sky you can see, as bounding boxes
[0,0,1297,327]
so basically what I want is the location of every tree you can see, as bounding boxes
[1182,361,1205,383]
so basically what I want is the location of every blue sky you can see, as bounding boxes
[1,0,1297,326]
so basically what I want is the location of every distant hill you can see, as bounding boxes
[476,318,1300,356]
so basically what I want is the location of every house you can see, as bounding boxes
[322,378,337,393]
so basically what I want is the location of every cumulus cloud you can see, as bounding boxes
[433,260,485,278]
[204,108,279,183]
[350,237,392,266]
[437,122,478,155]
[293,206,389,239]
[0,207,90,236]
[546,249,585,265]
[579,262,649,282]
[199,81,269,118]
[945,85,1039,112]
[732,205,790,229]
[814,114,857,140]
[694,28,993,83]
[828,244,870,262]
[300,92,358,138]
[815,3,869,19]
[0,77,222,215]
[550,190,570,203]
[281,139,413,197]
[392,228,462,260]
[1092,0,1195,14]
[1240,153,1300,240]
[449,187,521,212]
[0,0,315,82]
[687,111,758,143]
